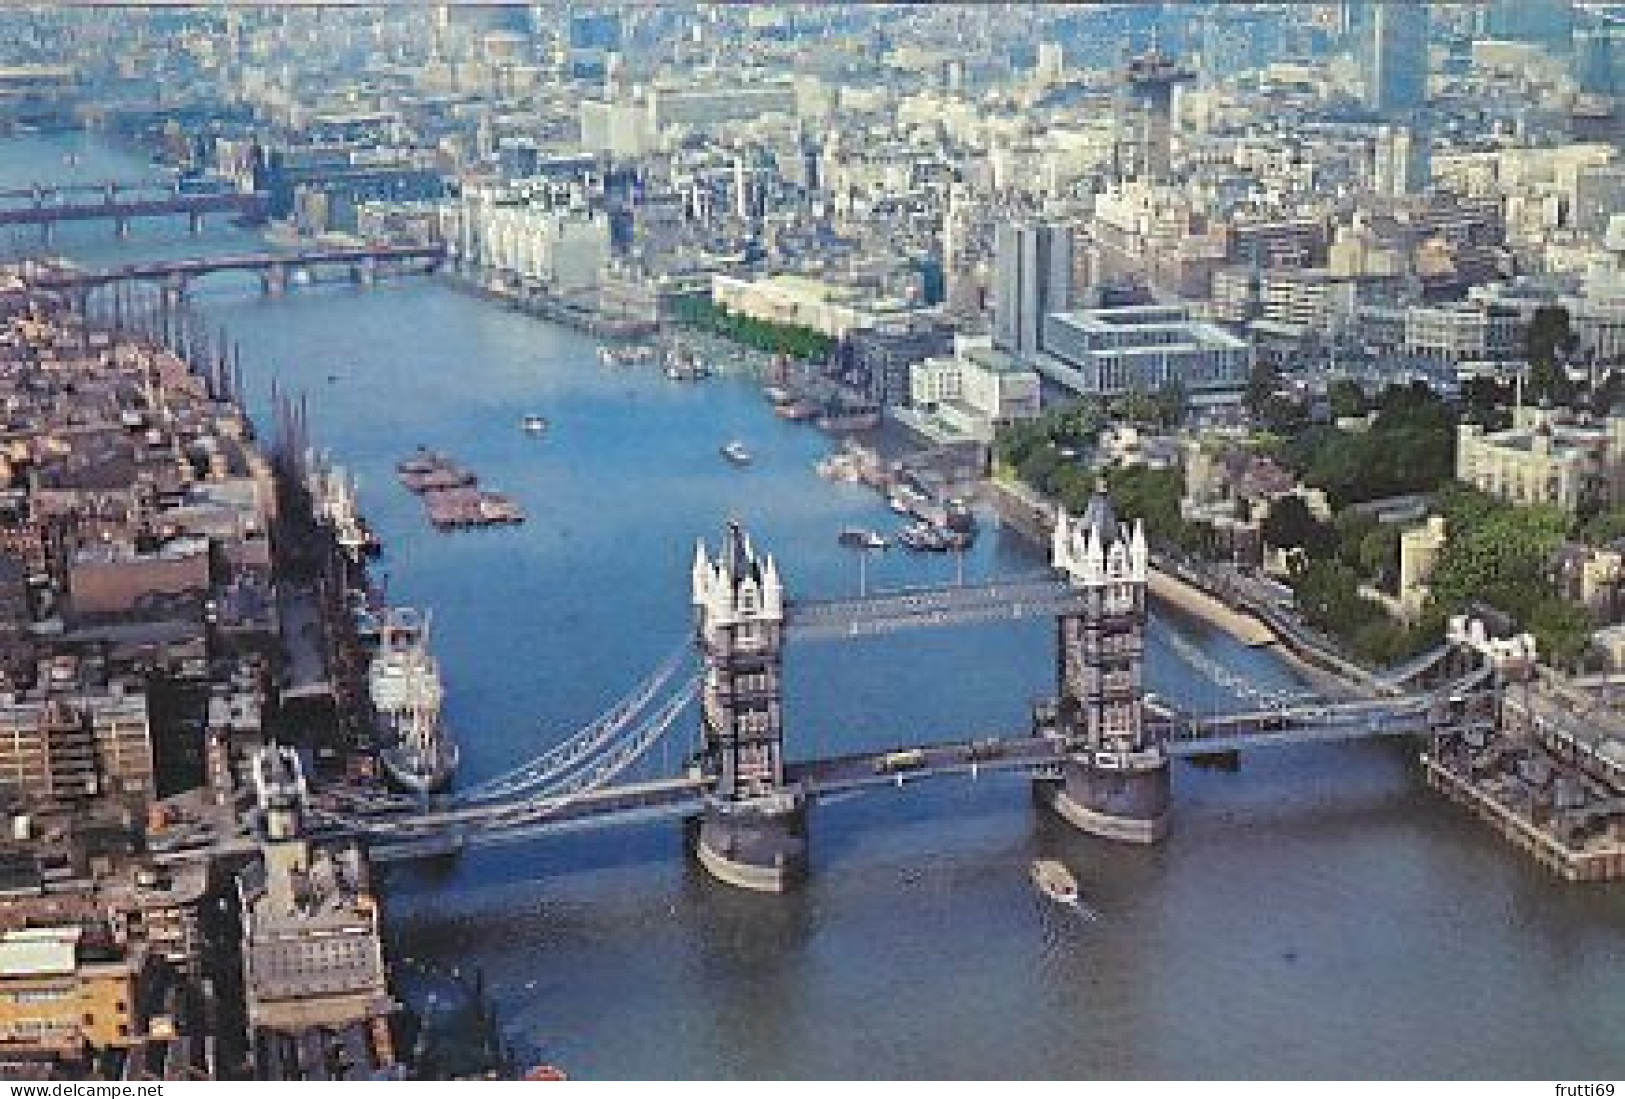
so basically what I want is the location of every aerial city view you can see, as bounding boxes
[0,0,1621,1083]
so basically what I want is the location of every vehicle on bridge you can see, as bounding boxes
[967,738,1004,762]
[876,749,927,773]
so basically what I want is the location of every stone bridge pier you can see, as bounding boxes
[690,522,807,892]
[260,263,289,296]
[1037,485,1170,843]
[160,272,190,306]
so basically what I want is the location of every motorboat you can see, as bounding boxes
[838,527,890,550]
[897,522,949,552]
[720,440,752,465]
[1030,858,1079,905]
[521,414,548,435]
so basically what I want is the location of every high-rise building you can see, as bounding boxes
[1035,41,1065,84]
[993,222,1073,359]
[1362,3,1429,116]
[1577,25,1623,97]
[1121,51,1193,181]
[1373,121,1431,197]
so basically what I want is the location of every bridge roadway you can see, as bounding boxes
[150,690,1466,865]
[0,179,175,203]
[0,191,265,228]
[28,243,448,290]
[785,575,1093,639]
[321,692,1472,857]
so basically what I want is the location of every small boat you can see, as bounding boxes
[838,527,888,550]
[1030,858,1079,905]
[521,414,548,435]
[720,440,752,465]
[898,522,949,552]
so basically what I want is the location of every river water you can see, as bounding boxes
[5,132,1623,1080]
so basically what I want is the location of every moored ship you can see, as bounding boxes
[369,607,459,794]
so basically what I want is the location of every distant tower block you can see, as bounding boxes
[690,522,807,891]
[1038,484,1170,842]
[1122,50,1193,182]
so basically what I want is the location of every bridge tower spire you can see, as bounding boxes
[690,521,808,891]
[1041,482,1169,842]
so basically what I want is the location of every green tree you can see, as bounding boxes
[1154,378,1187,428]
[1111,388,1163,426]
[1581,507,1625,546]
[1327,378,1367,420]
[1261,495,1335,558]
[1357,524,1402,587]
[1525,305,1577,405]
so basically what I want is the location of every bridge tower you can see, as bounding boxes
[1039,483,1169,842]
[690,522,807,891]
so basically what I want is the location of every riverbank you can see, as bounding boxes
[982,474,1378,697]
[1146,568,1274,647]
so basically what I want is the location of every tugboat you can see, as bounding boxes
[720,440,752,466]
[370,608,459,795]
[1030,858,1080,905]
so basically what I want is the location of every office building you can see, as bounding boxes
[1363,3,1430,115]
[1039,305,1251,398]
[992,222,1073,359]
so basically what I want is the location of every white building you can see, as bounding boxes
[902,344,1041,444]
[647,83,798,132]
[1404,302,1523,361]
[710,273,915,338]
[1258,269,1360,339]
[579,99,654,157]
[1038,305,1251,398]
[449,186,611,293]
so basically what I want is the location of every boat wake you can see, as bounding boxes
[1061,896,1101,923]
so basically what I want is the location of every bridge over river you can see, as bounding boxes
[206,492,1521,891]
[0,177,267,237]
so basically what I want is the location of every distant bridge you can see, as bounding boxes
[28,244,447,296]
[0,181,267,236]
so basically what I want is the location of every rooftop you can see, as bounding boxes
[0,925,80,978]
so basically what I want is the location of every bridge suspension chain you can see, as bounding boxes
[451,642,693,804]
[340,676,700,837]
[1159,626,1316,711]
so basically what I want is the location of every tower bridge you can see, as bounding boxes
[218,487,1508,891]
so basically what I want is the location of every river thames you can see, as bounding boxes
[4,132,1624,1079]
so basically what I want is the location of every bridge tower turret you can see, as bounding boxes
[1040,483,1170,842]
[689,521,808,891]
